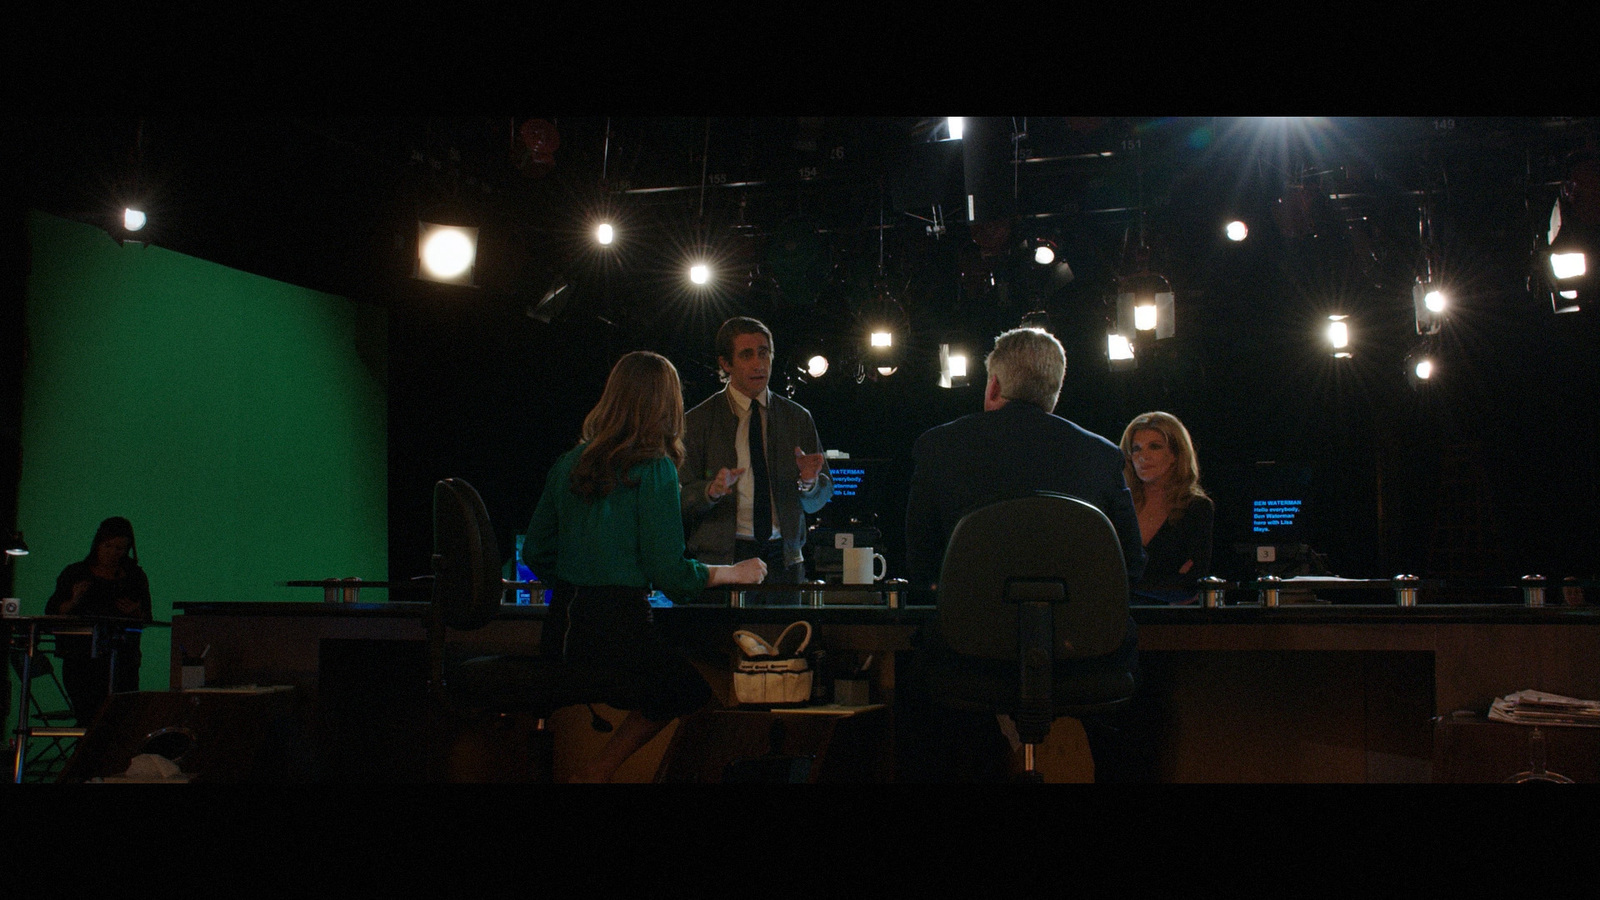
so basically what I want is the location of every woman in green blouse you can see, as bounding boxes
[525,350,767,782]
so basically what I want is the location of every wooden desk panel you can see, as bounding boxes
[169,602,1600,782]
[1139,619,1600,716]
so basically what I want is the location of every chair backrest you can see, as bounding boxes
[431,477,505,631]
[10,648,76,720]
[936,492,1129,661]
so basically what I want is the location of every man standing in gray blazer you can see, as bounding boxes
[680,317,832,588]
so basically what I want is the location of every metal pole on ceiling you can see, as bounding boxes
[699,117,710,221]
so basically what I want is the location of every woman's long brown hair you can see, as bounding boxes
[569,351,687,500]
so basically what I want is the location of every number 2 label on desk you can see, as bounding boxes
[835,533,854,549]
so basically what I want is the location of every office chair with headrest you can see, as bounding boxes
[428,477,638,780]
[925,491,1139,781]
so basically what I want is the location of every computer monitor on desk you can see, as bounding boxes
[508,534,551,605]
[808,458,887,582]
[1236,460,1324,577]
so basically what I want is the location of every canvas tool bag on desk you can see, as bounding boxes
[732,621,813,707]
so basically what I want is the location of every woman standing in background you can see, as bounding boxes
[45,516,151,722]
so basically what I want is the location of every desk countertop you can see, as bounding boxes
[171,600,1600,626]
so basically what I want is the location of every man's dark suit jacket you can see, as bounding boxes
[679,387,832,569]
[904,401,1146,589]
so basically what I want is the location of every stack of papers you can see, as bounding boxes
[1489,689,1600,728]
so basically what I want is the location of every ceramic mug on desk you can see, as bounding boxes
[843,547,887,584]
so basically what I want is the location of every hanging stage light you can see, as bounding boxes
[1412,198,1449,332]
[1327,314,1352,358]
[1115,271,1176,341]
[689,262,712,286]
[595,222,615,246]
[1413,278,1449,334]
[859,288,909,376]
[416,221,479,286]
[1134,304,1158,331]
[110,121,151,247]
[1405,344,1437,389]
[792,337,831,381]
[1545,215,1589,313]
[938,343,971,389]
[1225,220,1248,242]
[1540,152,1600,313]
[109,203,150,247]
[1107,332,1136,372]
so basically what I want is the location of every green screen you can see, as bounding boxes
[11,211,387,698]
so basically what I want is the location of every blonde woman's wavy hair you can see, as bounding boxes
[1120,410,1209,519]
[570,351,686,500]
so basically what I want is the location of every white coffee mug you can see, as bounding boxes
[842,547,887,584]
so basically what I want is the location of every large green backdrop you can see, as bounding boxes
[12,211,387,696]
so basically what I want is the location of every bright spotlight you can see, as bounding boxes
[1551,251,1587,280]
[689,263,711,285]
[946,118,964,140]
[877,366,898,377]
[1225,220,1248,242]
[1115,272,1175,340]
[1413,280,1449,334]
[938,343,970,389]
[1108,333,1134,361]
[1327,315,1350,355]
[1134,304,1158,332]
[870,331,892,348]
[806,355,829,378]
[596,222,615,246]
[417,222,478,285]
[123,208,147,232]
[1406,346,1437,387]
[423,232,474,276]
[1027,238,1064,271]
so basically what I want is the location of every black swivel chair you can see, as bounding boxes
[924,491,1139,782]
[428,477,638,781]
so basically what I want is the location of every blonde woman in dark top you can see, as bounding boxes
[1120,412,1214,604]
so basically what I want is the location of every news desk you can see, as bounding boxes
[168,600,1600,782]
